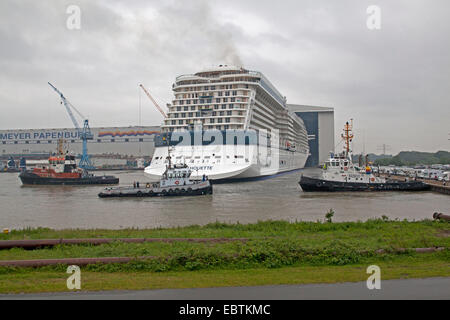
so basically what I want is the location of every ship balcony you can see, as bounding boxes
[173,80,257,91]
[172,97,249,104]
[162,119,245,127]
[167,105,247,115]
[165,114,246,122]
[172,94,250,103]
[173,92,251,100]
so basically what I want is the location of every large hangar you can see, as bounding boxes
[0,126,160,159]
[289,104,335,167]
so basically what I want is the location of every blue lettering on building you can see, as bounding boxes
[0,131,79,141]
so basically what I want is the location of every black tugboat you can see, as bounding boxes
[98,163,212,198]
[299,120,429,192]
[19,140,119,186]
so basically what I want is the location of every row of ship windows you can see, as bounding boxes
[175,84,249,94]
[170,110,243,118]
[157,155,249,164]
[176,90,241,99]
[174,96,247,106]
[170,104,245,114]
[155,156,295,166]
[156,155,245,160]
[176,77,259,87]
[168,117,242,125]
[167,125,238,131]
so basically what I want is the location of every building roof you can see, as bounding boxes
[287,104,334,113]
[0,125,160,133]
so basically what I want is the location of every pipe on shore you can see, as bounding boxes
[0,247,446,268]
[374,247,445,254]
[0,238,248,250]
[433,212,450,221]
[0,256,152,267]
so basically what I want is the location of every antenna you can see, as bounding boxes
[377,144,391,156]
[138,85,142,156]
[362,129,366,155]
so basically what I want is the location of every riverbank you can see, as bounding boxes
[0,219,448,293]
[382,174,450,195]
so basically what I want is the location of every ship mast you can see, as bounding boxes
[341,119,354,157]
[57,139,66,157]
[163,135,172,169]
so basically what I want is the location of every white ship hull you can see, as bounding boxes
[150,65,312,181]
[145,144,308,181]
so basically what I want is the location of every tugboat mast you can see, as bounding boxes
[341,119,354,157]
[57,139,66,157]
[164,135,172,169]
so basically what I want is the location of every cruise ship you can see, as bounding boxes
[145,65,310,181]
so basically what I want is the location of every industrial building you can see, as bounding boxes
[0,126,160,161]
[288,105,335,167]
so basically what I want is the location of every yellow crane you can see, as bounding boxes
[139,84,167,118]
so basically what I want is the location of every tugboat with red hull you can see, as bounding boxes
[299,120,429,192]
[19,140,119,186]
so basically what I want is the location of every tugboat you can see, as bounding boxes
[19,140,119,185]
[299,120,429,192]
[98,155,212,198]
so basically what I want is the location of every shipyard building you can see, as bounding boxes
[0,126,160,162]
[288,105,335,167]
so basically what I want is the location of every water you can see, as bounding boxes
[0,169,448,230]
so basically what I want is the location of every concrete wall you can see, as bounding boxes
[294,112,319,167]
[318,111,335,165]
[288,104,334,167]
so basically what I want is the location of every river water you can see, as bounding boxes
[0,169,448,230]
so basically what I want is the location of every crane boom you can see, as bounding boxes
[139,84,167,118]
[48,82,94,169]
[48,82,82,130]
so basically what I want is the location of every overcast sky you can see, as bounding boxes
[0,0,449,154]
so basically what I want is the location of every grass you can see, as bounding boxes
[0,254,448,294]
[0,219,448,294]
[2,219,449,242]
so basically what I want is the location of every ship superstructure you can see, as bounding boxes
[145,65,310,180]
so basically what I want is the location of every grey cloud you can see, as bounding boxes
[0,0,449,153]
